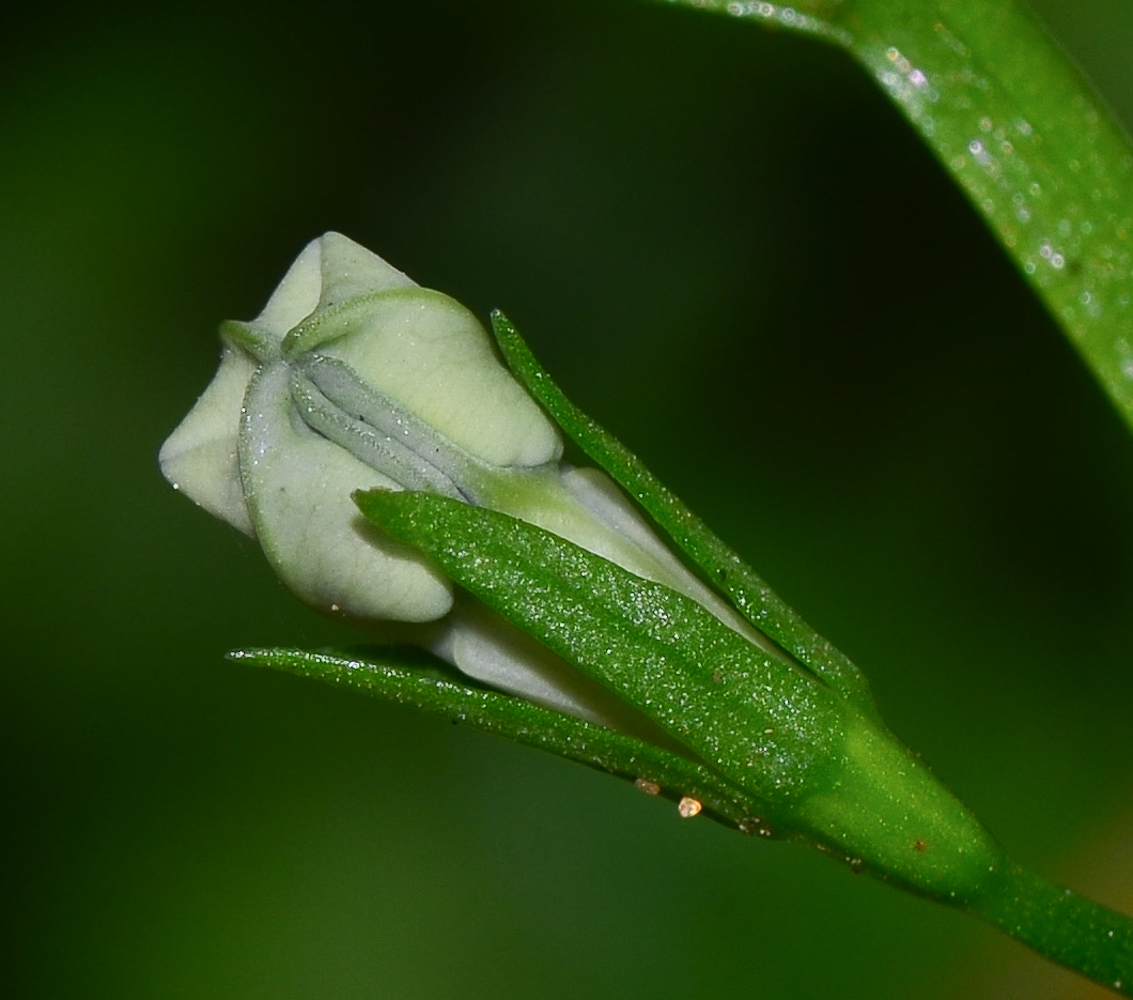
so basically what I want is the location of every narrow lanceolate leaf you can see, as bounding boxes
[355,487,847,815]
[230,645,769,832]
[644,0,1133,435]
[491,310,875,709]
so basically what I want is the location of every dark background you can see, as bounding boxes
[3,1,1132,997]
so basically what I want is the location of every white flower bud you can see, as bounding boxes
[161,233,560,625]
[161,233,757,720]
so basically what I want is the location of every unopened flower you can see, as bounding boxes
[161,233,756,723]
[166,234,1011,916]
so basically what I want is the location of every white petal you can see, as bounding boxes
[558,466,696,583]
[558,467,766,644]
[159,343,257,536]
[429,597,667,736]
[255,238,325,339]
[314,289,562,468]
[315,231,418,309]
[247,231,415,347]
[239,361,454,623]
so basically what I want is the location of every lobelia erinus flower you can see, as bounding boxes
[160,232,760,729]
[160,222,1133,992]
[162,231,1006,908]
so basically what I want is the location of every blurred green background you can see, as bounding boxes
[3,1,1132,997]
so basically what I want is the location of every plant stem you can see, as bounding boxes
[968,860,1133,996]
[635,1,1133,991]
[644,0,1133,433]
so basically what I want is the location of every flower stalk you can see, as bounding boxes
[164,233,1133,995]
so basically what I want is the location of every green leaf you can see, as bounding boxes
[642,0,1133,435]
[491,310,874,708]
[355,487,855,811]
[354,488,1006,902]
[230,644,769,833]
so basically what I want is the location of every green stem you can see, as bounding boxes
[643,0,1133,432]
[634,2,1133,991]
[970,860,1133,996]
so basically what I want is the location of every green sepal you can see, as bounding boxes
[489,310,875,709]
[354,487,846,815]
[229,644,774,835]
[354,489,1008,901]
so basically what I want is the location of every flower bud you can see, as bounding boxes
[170,236,1012,917]
[161,233,757,720]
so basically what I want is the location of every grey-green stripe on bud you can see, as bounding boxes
[160,233,760,723]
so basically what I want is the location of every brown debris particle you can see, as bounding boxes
[634,778,661,796]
